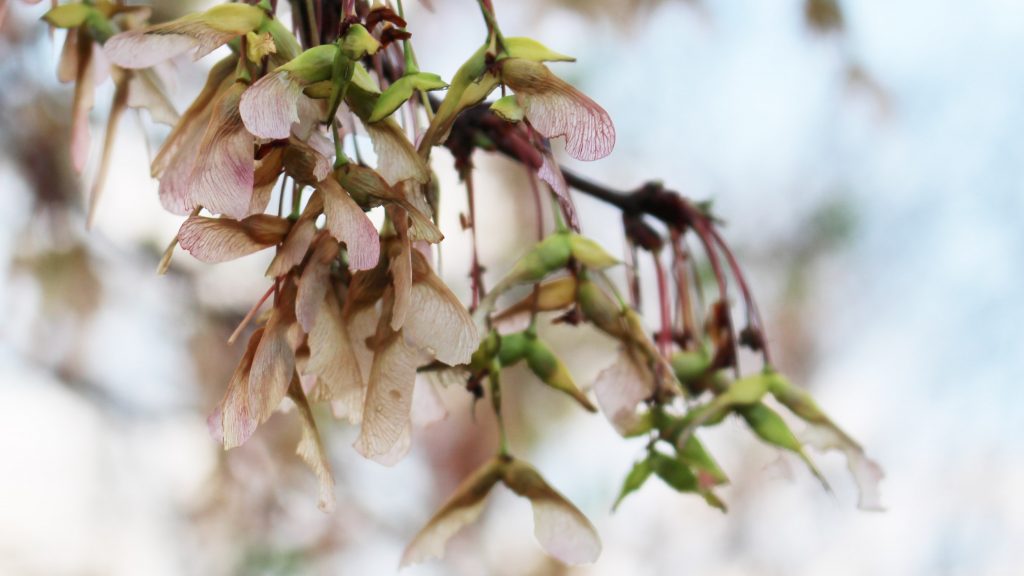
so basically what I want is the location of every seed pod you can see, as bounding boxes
[568,234,618,270]
[340,24,381,60]
[491,95,525,123]
[648,451,697,491]
[577,276,627,338]
[739,403,829,488]
[726,372,772,405]
[503,37,576,63]
[370,72,448,122]
[739,402,803,453]
[509,233,573,285]
[484,234,573,308]
[469,330,500,373]
[281,44,339,83]
[497,331,531,366]
[283,139,331,185]
[677,435,728,486]
[766,371,833,427]
[43,4,96,28]
[648,451,726,511]
[524,337,596,412]
[670,350,711,385]
[612,459,653,511]
[493,276,578,325]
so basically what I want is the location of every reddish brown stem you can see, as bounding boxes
[652,251,673,358]
[464,169,485,311]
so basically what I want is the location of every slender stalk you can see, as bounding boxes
[624,238,641,310]
[489,365,510,456]
[304,0,320,46]
[464,168,485,311]
[331,121,349,168]
[228,284,276,344]
[527,168,547,328]
[652,251,673,358]
[671,230,698,345]
[476,0,507,53]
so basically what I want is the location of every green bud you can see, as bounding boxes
[649,451,726,511]
[765,370,861,480]
[84,11,116,43]
[497,331,530,366]
[577,276,627,339]
[648,451,697,492]
[504,232,573,286]
[678,436,728,486]
[673,373,771,453]
[469,330,501,373]
[613,459,653,510]
[370,72,448,123]
[670,350,711,384]
[419,44,491,151]
[740,402,829,489]
[766,371,828,424]
[504,37,576,63]
[201,4,267,35]
[280,44,338,83]
[350,61,381,94]
[490,95,524,123]
[492,276,578,324]
[42,4,95,28]
[739,403,803,453]
[327,46,355,121]
[340,24,381,59]
[568,234,619,269]
[725,373,772,405]
[524,337,596,412]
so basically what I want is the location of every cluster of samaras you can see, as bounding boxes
[34,0,881,567]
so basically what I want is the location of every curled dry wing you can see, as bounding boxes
[402,458,601,567]
[294,235,339,332]
[305,290,366,419]
[178,213,290,263]
[388,209,413,331]
[319,177,381,271]
[267,190,323,277]
[211,327,264,449]
[365,119,431,185]
[288,379,337,512]
[403,250,479,365]
[152,57,235,215]
[802,420,886,511]
[189,82,256,219]
[339,164,442,243]
[353,326,419,465]
[537,148,579,229]
[239,70,307,140]
[593,349,655,435]
[401,459,504,567]
[247,295,298,428]
[501,58,615,162]
[503,460,602,566]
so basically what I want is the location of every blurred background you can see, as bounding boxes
[1,0,1022,574]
